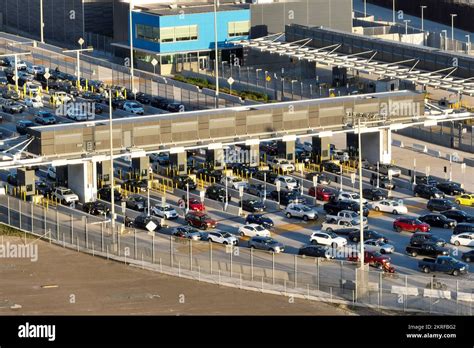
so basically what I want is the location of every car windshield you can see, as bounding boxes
[350,220,358,225]
[287,178,296,183]
[222,233,232,238]
[301,206,312,212]
[160,206,173,211]
[414,219,423,224]
[63,189,73,195]
[232,177,242,182]
[328,232,338,238]
[255,225,265,231]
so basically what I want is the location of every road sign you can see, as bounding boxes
[146,220,157,232]
[121,201,126,215]
[276,180,281,192]
[151,58,158,67]
[227,77,235,86]
[44,72,51,80]
[78,37,85,46]
[239,186,244,197]
[199,190,205,201]
[266,75,272,82]
[312,175,318,187]
[350,173,356,184]
[12,75,18,82]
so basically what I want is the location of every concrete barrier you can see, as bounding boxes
[412,143,428,153]
[392,139,404,148]
[423,289,452,299]
[427,149,442,158]
[456,292,474,302]
[391,286,419,296]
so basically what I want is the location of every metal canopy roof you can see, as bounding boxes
[232,35,474,97]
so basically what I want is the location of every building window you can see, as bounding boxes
[136,24,159,42]
[228,20,250,37]
[159,25,198,43]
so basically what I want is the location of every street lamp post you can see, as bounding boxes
[214,0,220,109]
[129,0,135,94]
[108,89,116,236]
[420,6,427,33]
[442,30,448,51]
[466,35,471,54]
[40,0,45,43]
[404,20,411,35]
[357,119,365,269]
[392,0,396,24]
[364,0,367,17]
[63,41,93,89]
[291,80,297,100]
[451,14,457,44]
[0,52,31,92]
[256,68,262,87]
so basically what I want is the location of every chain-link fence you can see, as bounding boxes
[0,193,472,315]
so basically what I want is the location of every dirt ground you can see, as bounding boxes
[0,236,366,315]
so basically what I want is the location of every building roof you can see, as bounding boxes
[136,3,250,16]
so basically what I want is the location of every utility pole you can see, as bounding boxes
[213,0,220,108]
[63,40,93,88]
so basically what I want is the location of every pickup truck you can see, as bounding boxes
[406,243,449,258]
[325,210,368,227]
[418,256,469,276]
[321,219,362,235]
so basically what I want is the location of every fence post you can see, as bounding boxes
[134,228,137,259]
[170,235,174,268]
[19,199,22,229]
[70,214,74,244]
[294,254,298,288]
[230,246,233,278]
[30,200,34,233]
[316,257,320,290]
[272,252,275,285]
[405,274,408,312]
[152,234,155,264]
[43,206,47,233]
[101,223,104,252]
[379,272,383,308]
[189,239,193,271]
[85,217,88,249]
[56,209,59,241]
[456,280,459,315]
[209,240,212,274]
[7,195,10,225]
[76,236,79,252]
[250,247,254,281]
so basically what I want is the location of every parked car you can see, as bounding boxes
[325,210,367,226]
[185,212,217,230]
[241,199,266,213]
[178,197,205,212]
[418,213,456,229]
[270,189,306,206]
[370,174,395,190]
[440,209,474,223]
[34,111,56,125]
[437,182,465,196]
[348,229,388,243]
[305,172,331,185]
[323,200,369,217]
[454,193,474,206]
[450,233,474,247]
[378,164,401,177]
[24,96,43,108]
[414,184,445,199]
[298,245,334,259]
[418,256,468,276]
[134,214,162,231]
[321,161,341,174]
[393,217,430,233]
[238,223,271,237]
[362,188,388,201]
[310,231,347,248]
[82,201,109,216]
[347,250,391,269]
[372,199,408,215]
[321,219,360,235]
[206,231,237,245]
[248,236,284,253]
[52,187,79,205]
[254,170,278,183]
[196,168,223,183]
[173,175,196,190]
[364,239,395,254]
[410,232,446,247]
[205,185,231,202]
[97,186,123,202]
[150,153,169,165]
[269,158,295,172]
[221,175,248,190]
[274,175,298,190]
[172,226,202,241]
[461,250,474,263]
[406,242,449,258]
[244,184,268,198]
[415,175,438,186]
[151,204,178,220]
[245,214,274,229]
[427,198,457,212]
[121,179,148,193]
[2,89,20,100]
[453,223,474,236]
[284,203,318,221]
[4,101,26,114]
[337,191,368,206]
[308,186,335,201]
[125,195,146,211]
[123,101,145,115]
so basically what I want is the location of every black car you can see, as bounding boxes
[7,174,18,186]
[16,120,35,135]
[166,102,184,113]
[121,179,148,193]
[323,200,369,217]
[453,223,474,235]
[97,186,123,202]
[418,213,456,228]
[298,245,332,258]
[231,163,258,176]
[254,170,278,183]
[427,198,457,212]
[440,209,474,223]
[462,250,474,263]
[35,181,52,196]
[305,172,331,185]
[125,195,146,211]
[362,188,388,201]
[347,229,388,243]
[151,97,168,109]
[2,89,20,100]
[321,161,341,174]
[270,189,306,206]
[241,199,266,213]
[436,182,464,196]
[173,175,196,190]
[135,92,151,104]
[134,214,162,231]
[205,185,231,202]
[83,201,110,216]
[414,184,445,199]
[410,232,446,247]
[3,100,26,114]
[370,174,395,190]
[406,242,450,258]
[111,98,126,110]
[244,183,268,198]
[245,214,274,229]
[415,175,438,186]
[195,168,222,183]
[81,91,105,104]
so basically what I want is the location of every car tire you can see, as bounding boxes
[423,266,431,274]
[285,212,292,219]
[250,245,255,249]
[326,228,333,233]
[239,232,245,237]
[223,241,228,245]
[443,223,448,229]
[269,248,275,253]
[456,200,461,205]
[380,249,386,254]
[454,240,460,246]
[415,192,419,197]
[392,210,398,215]
[331,242,338,248]
[352,236,359,242]
[375,206,380,212]
[311,240,318,245]
[452,270,459,276]
[395,226,402,233]
[303,215,309,221]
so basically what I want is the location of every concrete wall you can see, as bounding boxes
[68,162,97,203]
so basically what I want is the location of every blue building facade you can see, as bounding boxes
[129,6,250,74]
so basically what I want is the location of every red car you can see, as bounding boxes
[348,250,391,268]
[308,186,335,201]
[178,198,205,212]
[393,217,430,233]
[185,212,217,230]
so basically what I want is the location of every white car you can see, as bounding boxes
[123,101,145,115]
[221,175,248,190]
[285,203,318,221]
[238,223,271,237]
[450,233,474,247]
[206,231,238,245]
[372,199,408,215]
[337,191,368,205]
[364,239,395,254]
[27,65,45,75]
[269,158,295,172]
[53,187,79,205]
[25,83,42,94]
[274,175,298,190]
[310,231,347,248]
[47,166,56,180]
[52,91,74,103]
[151,204,178,220]
[24,96,44,108]
[334,151,349,162]
[14,60,28,70]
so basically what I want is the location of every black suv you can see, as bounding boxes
[410,232,446,247]
[97,186,123,202]
[418,213,456,229]
[440,209,474,223]
[321,161,341,174]
[414,184,445,199]
[16,120,35,135]
[195,168,222,183]
[453,223,474,235]
[323,200,369,217]
[347,229,388,243]
[241,199,266,213]
[406,242,449,258]
[134,214,162,231]
[205,185,231,202]
[427,198,457,212]
[436,182,465,196]
[173,175,196,190]
[254,170,278,183]
[415,175,438,186]
[362,188,388,201]
[270,190,306,206]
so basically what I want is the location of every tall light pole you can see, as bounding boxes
[40,0,45,43]
[108,89,116,234]
[451,14,457,43]
[63,41,93,88]
[364,0,367,17]
[213,0,220,109]
[357,119,365,270]
[420,5,427,32]
[392,0,396,24]
[0,52,31,91]
[129,0,136,94]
